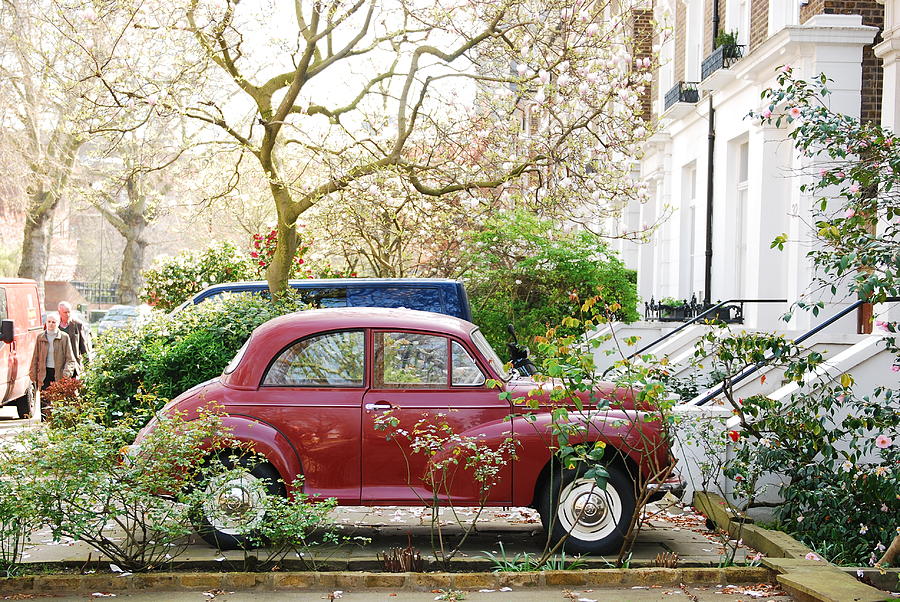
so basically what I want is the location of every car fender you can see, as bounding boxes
[510,409,664,507]
[220,414,304,493]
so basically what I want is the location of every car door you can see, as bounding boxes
[361,330,513,504]
[250,329,367,502]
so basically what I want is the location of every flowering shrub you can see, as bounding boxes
[141,242,254,311]
[1,404,239,572]
[746,67,900,565]
[250,228,309,278]
[373,411,517,569]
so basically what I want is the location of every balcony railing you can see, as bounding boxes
[700,44,744,81]
[663,81,700,111]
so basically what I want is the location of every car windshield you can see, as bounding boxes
[106,307,137,317]
[470,328,512,381]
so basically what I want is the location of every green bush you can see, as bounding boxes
[463,210,639,359]
[2,404,241,572]
[141,241,255,311]
[85,293,309,423]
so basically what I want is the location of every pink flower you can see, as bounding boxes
[885,138,894,146]
[761,108,772,119]
[805,552,822,561]
[837,171,846,179]
[788,107,802,119]
[586,23,599,36]
[781,64,792,74]
[845,208,855,218]
[891,365,900,373]
[875,320,889,330]
[875,434,893,449]
[819,169,829,177]
[538,69,550,85]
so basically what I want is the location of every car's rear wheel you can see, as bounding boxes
[537,463,636,555]
[194,452,285,550]
[14,385,34,420]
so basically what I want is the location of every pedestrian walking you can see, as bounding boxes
[30,312,76,391]
[58,301,92,378]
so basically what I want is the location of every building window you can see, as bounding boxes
[734,142,749,297]
[681,162,697,297]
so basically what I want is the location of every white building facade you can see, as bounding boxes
[613,0,895,334]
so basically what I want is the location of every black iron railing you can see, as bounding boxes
[701,44,744,81]
[688,297,900,406]
[645,294,745,323]
[663,81,700,111]
[634,298,787,361]
[71,281,118,304]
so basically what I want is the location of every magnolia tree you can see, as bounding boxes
[108,0,658,295]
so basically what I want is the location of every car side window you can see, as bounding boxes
[263,330,364,387]
[375,332,448,389]
[451,341,485,386]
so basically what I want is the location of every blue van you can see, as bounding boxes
[172,278,473,322]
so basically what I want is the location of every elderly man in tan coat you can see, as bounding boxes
[30,312,76,391]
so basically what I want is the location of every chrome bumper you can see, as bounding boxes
[646,474,687,502]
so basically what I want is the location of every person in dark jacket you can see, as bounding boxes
[57,301,92,378]
[30,312,76,390]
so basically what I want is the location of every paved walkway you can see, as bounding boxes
[20,501,753,570]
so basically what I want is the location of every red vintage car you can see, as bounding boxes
[134,308,682,553]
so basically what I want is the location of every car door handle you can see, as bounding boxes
[365,402,393,411]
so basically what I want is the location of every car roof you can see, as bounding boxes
[225,307,481,387]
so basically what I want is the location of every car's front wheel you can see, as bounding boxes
[194,452,285,550]
[537,463,636,555]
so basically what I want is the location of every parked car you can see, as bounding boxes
[0,279,44,419]
[132,308,683,553]
[170,278,473,322]
[97,305,152,336]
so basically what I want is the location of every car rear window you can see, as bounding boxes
[263,330,365,387]
[348,287,442,314]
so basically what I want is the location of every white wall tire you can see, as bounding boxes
[194,453,285,550]
[538,463,636,555]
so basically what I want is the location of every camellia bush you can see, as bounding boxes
[85,293,309,423]
[464,209,639,358]
[725,67,900,566]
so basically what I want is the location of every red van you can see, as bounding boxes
[0,279,43,419]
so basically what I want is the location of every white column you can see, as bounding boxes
[744,123,791,330]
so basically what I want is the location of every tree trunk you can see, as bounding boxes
[266,185,301,298]
[17,190,53,289]
[117,233,147,304]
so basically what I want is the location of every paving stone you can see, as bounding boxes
[272,572,317,588]
[496,572,541,587]
[543,570,587,585]
[364,573,408,588]
[452,572,496,588]
[130,574,179,590]
[179,573,224,589]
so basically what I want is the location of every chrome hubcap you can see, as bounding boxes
[203,472,268,536]
[557,478,622,541]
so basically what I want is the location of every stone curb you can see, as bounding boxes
[693,492,890,602]
[0,567,775,594]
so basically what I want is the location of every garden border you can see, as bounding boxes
[0,566,774,594]
[693,491,891,602]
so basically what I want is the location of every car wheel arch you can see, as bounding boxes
[529,445,640,509]
[218,414,304,492]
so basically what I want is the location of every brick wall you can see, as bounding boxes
[800,0,825,23]
[632,8,655,119]
[675,1,686,81]
[749,0,768,50]
[800,0,884,124]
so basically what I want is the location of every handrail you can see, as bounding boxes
[627,298,787,361]
[687,297,900,406]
